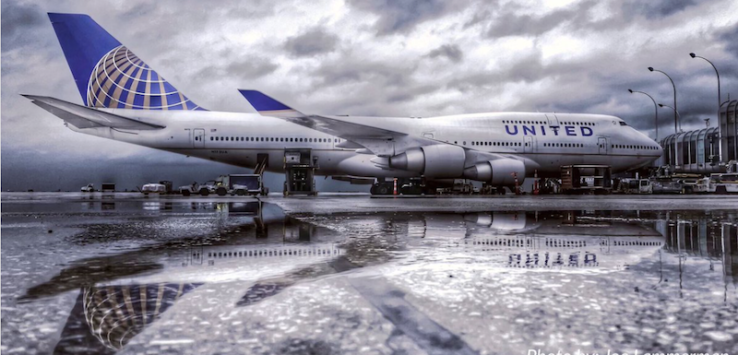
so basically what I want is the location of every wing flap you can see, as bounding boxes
[24,95,165,130]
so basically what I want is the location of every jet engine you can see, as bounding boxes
[388,145,466,178]
[462,158,526,185]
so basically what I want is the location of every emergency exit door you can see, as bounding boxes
[193,129,205,148]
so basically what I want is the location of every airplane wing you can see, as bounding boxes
[283,114,399,140]
[23,95,165,130]
[239,89,444,156]
[239,90,397,139]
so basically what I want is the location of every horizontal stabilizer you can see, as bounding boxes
[23,95,165,130]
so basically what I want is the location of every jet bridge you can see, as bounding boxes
[283,149,317,196]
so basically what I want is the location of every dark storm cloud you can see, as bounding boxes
[313,55,417,88]
[284,27,339,57]
[480,1,622,38]
[621,0,698,19]
[1,0,48,50]
[486,7,576,37]
[193,56,278,84]
[427,44,463,63]
[719,25,738,59]
[227,59,279,79]
[347,0,457,35]
[308,55,440,114]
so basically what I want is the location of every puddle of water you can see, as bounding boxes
[1,202,737,355]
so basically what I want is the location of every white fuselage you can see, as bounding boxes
[67,109,662,179]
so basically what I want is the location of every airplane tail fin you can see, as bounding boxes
[238,90,303,118]
[48,13,204,110]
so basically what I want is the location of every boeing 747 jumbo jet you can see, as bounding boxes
[25,13,662,195]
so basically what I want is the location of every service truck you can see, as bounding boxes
[217,174,266,196]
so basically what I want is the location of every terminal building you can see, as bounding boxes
[659,99,738,174]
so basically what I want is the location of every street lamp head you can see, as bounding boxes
[628,89,633,93]
[689,52,696,58]
[648,67,654,72]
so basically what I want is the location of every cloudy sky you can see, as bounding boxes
[2,0,737,191]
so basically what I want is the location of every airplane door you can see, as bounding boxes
[193,129,205,148]
[598,137,608,154]
[545,113,560,127]
[524,136,535,153]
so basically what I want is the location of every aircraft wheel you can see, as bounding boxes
[377,184,390,195]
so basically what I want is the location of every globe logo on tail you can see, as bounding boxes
[86,45,201,110]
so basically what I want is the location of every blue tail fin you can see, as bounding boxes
[48,13,204,110]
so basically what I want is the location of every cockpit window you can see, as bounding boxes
[619,121,628,126]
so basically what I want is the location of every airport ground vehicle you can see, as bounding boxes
[196,180,219,196]
[179,182,198,196]
[80,183,95,192]
[649,172,702,194]
[617,178,653,194]
[141,181,172,195]
[221,174,267,196]
[706,173,738,193]
[141,183,167,194]
[560,165,612,194]
[650,177,686,194]
[437,179,476,195]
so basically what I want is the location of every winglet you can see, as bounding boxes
[238,90,302,118]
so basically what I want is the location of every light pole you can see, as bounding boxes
[658,103,681,133]
[659,103,681,168]
[649,67,678,134]
[628,89,659,141]
[690,53,721,110]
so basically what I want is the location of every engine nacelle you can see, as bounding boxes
[463,158,526,185]
[389,145,466,178]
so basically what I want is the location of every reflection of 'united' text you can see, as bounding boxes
[510,252,599,268]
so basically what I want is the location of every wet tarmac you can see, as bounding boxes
[2,193,737,354]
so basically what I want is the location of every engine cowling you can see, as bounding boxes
[389,145,466,178]
[463,158,526,186]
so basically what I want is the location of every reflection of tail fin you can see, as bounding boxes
[48,13,204,110]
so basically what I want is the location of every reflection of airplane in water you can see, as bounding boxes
[41,206,737,354]
[463,211,664,269]
[55,283,201,354]
[49,201,344,354]
[319,211,664,269]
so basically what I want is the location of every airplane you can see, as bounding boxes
[25,13,663,195]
